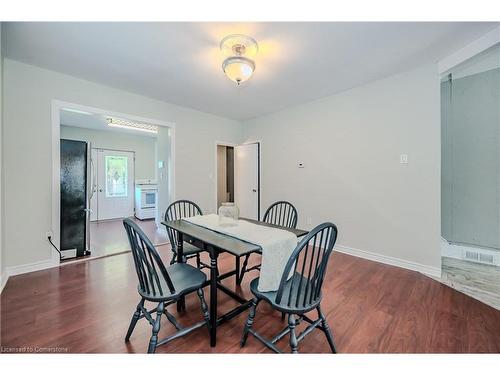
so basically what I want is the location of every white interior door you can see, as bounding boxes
[96,149,135,220]
[235,143,259,220]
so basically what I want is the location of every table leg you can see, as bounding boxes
[209,246,219,347]
[235,256,241,285]
[176,231,186,312]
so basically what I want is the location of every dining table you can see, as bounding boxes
[161,217,308,347]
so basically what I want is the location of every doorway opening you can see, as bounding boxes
[439,42,500,309]
[217,144,235,208]
[216,142,260,220]
[53,101,175,263]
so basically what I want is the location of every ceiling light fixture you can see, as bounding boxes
[106,117,159,134]
[220,34,258,85]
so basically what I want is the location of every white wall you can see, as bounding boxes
[60,125,157,180]
[242,64,442,274]
[2,59,242,270]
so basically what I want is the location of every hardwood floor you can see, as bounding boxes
[439,257,500,310]
[86,218,168,259]
[1,248,499,353]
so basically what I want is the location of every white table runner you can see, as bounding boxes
[182,214,298,292]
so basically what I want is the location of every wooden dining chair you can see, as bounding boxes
[123,218,210,353]
[164,200,206,268]
[236,201,298,284]
[240,222,338,354]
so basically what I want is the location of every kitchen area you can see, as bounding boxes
[59,107,169,260]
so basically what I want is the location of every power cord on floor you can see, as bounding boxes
[47,235,63,261]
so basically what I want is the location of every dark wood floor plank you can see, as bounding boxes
[1,247,499,353]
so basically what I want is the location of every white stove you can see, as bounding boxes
[135,179,158,220]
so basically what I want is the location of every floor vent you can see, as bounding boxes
[61,248,77,260]
[479,253,495,265]
[464,250,478,261]
[462,249,497,265]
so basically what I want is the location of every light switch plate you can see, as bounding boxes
[400,154,408,164]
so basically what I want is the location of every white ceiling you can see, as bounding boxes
[3,22,498,120]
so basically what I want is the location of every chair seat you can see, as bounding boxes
[139,263,207,302]
[182,242,204,256]
[250,274,322,313]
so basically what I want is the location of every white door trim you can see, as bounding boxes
[51,100,176,265]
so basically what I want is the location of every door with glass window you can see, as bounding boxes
[95,149,135,220]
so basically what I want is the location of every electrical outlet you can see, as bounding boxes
[46,231,53,239]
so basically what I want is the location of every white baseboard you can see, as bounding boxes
[0,272,9,294]
[335,244,442,279]
[6,258,60,278]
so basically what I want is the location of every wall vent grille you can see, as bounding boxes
[462,249,497,265]
[479,253,495,265]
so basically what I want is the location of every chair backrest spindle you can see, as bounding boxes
[263,201,298,229]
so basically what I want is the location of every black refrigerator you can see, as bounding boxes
[60,139,91,258]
